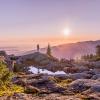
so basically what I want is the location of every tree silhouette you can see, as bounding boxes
[37,44,40,52]
[47,44,52,56]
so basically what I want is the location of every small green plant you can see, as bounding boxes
[49,77,73,87]
[56,79,73,87]
[24,86,39,94]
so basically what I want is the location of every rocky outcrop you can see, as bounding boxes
[2,73,99,100]
[15,74,68,94]
[16,52,74,72]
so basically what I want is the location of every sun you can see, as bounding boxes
[63,28,71,36]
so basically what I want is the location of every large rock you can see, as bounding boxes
[92,74,100,80]
[91,61,100,68]
[68,73,93,80]
[68,80,90,93]
[90,85,100,92]
[64,66,89,74]
[89,69,100,74]
[68,79,100,93]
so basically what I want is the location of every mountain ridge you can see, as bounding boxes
[23,40,100,59]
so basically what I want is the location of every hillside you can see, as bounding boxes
[24,40,100,59]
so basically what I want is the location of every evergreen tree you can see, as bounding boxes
[89,54,94,59]
[81,55,87,60]
[47,44,52,56]
[96,45,100,57]
[37,44,40,52]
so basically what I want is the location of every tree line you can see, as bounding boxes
[81,45,100,61]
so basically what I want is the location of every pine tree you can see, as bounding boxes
[89,54,94,59]
[47,44,52,56]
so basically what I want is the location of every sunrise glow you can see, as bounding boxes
[63,28,71,36]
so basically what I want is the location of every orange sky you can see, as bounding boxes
[0,33,99,50]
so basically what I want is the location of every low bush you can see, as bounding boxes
[0,62,24,96]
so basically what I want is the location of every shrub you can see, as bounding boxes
[0,85,24,96]
[0,62,13,85]
[95,56,100,61]
[13,64,25,72]
[0,62,24,96]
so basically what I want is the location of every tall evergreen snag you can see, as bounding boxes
[37,44,40,52]
[47,44,52,56]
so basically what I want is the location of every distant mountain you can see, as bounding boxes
[24,40,100,59]
[0,47,20,55]
[0,47,32,56]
